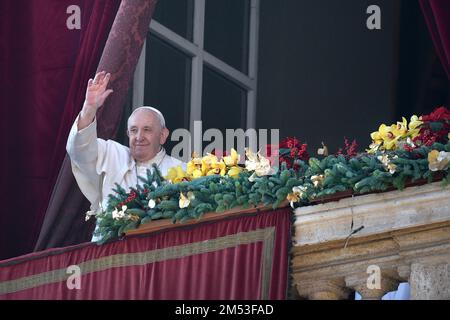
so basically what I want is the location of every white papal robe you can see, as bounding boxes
[66,115,186,241]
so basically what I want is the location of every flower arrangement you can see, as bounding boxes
[93,106,450,244]
[368,106,450,153]
[166,148,243,182]
[368,116,422,152]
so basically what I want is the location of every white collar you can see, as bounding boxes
[134,147,166,168]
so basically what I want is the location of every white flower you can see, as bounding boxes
[406,137,415,147]
[112,209,120,220]
[179,193,190,208]
[179,192,195,209]
[377,154,397,174]
[148,199,156,209]
[112,205,128,220]
[428,150,450,172]
[245,149,276,182]
[85,210,97,222]
[311,175,324,187]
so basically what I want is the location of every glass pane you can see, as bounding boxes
[144,34,191,155]
[153,0,194,41]
[204,0,250,74]
[202,66,247,149]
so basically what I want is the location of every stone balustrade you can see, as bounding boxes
[291,181,450,300]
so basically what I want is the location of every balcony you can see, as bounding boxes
[292,181,450,300]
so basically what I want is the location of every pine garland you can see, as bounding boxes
[92,107,450,244]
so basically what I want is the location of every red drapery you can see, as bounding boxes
[419,0,450,78]
[0,0,120,260]
[0,209,292,300]
[34,0,157,253]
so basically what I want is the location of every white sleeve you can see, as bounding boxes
[66,115,107,212]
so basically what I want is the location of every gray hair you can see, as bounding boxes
[128,106,166,129]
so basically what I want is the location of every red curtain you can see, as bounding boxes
[419,0,450,78]
[0,0,120,260]
[0,209,292,300]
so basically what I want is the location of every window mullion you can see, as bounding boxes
[132,39,146,110]
[190,0,205,141]
[247,0,260,129]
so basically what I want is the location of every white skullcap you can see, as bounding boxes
[129,106,166,128]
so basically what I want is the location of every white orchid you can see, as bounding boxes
[311,175,325,187]
[112,205,127,220]
[428,150,450,172]
[179,192,195,209]
[377,154,398,174]
[245,149,276,182]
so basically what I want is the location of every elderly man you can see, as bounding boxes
[67,71,185,239]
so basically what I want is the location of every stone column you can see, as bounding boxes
[345,271,400,300]
[296,279,351,300]
[410,261,450,300]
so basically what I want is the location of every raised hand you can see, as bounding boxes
[85,71,113,110]
[78,71,114,130]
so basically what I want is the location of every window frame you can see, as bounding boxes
[132,0,260,132]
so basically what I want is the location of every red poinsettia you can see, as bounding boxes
[412,106,450,148]
[420,106,450,122]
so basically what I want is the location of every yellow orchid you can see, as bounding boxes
[370,123,399,151]
[409,115,423,131]
[223,148,240,166]
[369,115,424,152]
[286,193,299,207]
[165,165,189,183]
[428,150,450,172]
[206,160,226,176]
[371,124,396,144]
[286,186,307,208]
[186,156,203,178]
[201,154,219,175]
[392,117,408,137]
[227,166,243,179]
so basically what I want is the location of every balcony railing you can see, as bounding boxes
[292,181,450,300]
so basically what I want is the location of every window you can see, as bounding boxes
[133,0,260,153]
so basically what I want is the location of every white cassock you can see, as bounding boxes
[355,283,410,300]
[66,115,186,241]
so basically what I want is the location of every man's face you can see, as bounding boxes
[127,110,169,162]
